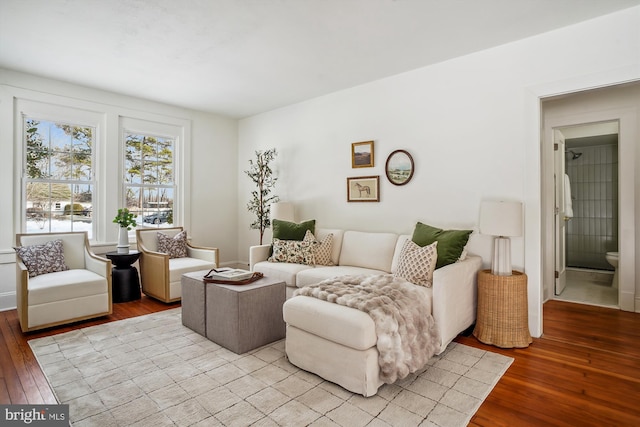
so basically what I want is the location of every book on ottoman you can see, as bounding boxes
[204,268,253,282]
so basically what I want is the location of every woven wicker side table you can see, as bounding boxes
[473,269,532,348]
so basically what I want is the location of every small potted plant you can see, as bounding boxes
[113,208,137,253]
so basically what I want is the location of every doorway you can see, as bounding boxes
[541,81,638,313]
[553,121,619,308]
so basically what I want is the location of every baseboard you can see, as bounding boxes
[620,290,635,312]
[0,291,16,312]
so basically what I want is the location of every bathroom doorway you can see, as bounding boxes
[541,81,638,314]
[554,121,619,308]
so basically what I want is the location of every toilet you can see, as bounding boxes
[605,252,619,289]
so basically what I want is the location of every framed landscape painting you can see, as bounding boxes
[347,175,380,202]
[385,149,414,185]
[351,141,374,168]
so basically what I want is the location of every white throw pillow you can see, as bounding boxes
[393,240,438,287]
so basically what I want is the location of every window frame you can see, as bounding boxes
[11,93,191,248]
[119,117,186,236]
[17,101,103,239]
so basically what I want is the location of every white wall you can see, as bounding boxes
[237,7,640,337]
[0,69,238,311]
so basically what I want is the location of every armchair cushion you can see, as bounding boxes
[28,269,109,305]
[14,239,68,278]
[158,230,188,258]
[168,257,219,284]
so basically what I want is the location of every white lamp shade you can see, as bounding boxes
[479,200,523,237]
[270,202,295,222]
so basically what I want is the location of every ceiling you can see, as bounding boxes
[1,0,639,119]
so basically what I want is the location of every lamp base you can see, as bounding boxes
[491,237,512,276]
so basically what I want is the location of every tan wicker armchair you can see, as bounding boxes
[15,232,112,332]
[136,227,218,303]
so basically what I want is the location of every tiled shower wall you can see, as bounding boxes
[566,144,618,270]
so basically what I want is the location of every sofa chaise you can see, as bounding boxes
[250,225,482,396]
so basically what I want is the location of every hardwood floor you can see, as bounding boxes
[1,298,639,426]
[462,300,640,426]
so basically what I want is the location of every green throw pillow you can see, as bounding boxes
[411,222,472,269]
[272,219,316,241]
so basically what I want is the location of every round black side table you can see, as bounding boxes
[106,250,141,303]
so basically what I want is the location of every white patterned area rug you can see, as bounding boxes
[30,308,513,427]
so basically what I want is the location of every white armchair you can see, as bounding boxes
[136,227,218,303]
[15,232,112,333]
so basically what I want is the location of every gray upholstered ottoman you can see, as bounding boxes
[182,272,286,353]
[181,270,209,336]
[205,276,286,354]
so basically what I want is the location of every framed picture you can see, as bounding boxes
[385,149,414,186]
[351,141,374,168]
[347,175,380,202]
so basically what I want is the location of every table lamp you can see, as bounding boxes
[480,200,523,276]
[270,202,295,222]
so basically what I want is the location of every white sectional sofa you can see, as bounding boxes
[250,227,482,355]
[250,226,482,396]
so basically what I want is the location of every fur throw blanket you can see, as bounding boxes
[294,274,441,383]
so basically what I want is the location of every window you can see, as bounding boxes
[23,118,94,237]
[124,132,175,229]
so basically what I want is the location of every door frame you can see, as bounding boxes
[553,129,567,297]
[542,108,636,312]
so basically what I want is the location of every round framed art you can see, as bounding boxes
[385,150,414,185]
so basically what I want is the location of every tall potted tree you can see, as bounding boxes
[245,148,279,244]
